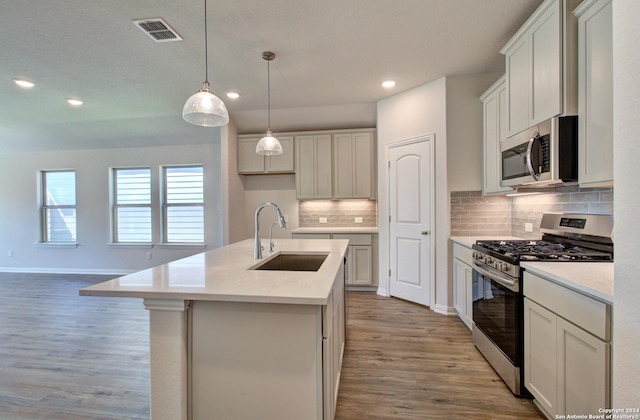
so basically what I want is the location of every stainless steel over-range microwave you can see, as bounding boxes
[500,116,578,188]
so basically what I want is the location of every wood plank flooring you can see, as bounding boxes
[335,292,542,419]
[0,274,542,419]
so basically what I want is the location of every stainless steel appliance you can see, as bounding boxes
[471,212,613,396]
[501,116,578,188]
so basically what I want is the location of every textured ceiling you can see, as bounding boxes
[0,0,542,151]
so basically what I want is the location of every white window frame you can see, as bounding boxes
[39,169,77,244]
[161,164,205,244]
[111,167,153,245]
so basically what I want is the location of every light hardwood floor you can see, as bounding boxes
[0,274,542,419]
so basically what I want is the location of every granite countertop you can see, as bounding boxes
[521,261,614,304]
[292,227,379,234]
[80,238,349,305]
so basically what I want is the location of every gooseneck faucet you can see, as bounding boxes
[254,202,286,260]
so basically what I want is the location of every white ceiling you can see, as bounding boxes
[0,0,542,152]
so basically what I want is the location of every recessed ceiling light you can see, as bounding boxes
[13,78,35,88]
[382,80,396,88]
[226,92,240,99]
[66,98,83,106]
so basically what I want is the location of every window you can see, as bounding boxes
[112,168,152,243]
[162,165,204,243]
[41,170,76,243]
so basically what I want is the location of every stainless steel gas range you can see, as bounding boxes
[470,212,613,396]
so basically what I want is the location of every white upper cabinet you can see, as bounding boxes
[574,0,613,187]
[480,76,512,195]
[333,132,375,199]
[296,134,333,199]
[296,129,376,200]
[237,136,294,174]
[501,0,580,137]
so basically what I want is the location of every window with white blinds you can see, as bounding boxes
[113,168,152,243]
[41,170,77,243]
[162,165,204,243]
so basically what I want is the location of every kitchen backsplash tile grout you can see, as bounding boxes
[451,187,613,239]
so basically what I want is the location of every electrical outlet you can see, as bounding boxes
[146,251,152,260]
[7,250,13,257]
[355,217,363,223]
[319,217,328,224]
[524,223,533,232]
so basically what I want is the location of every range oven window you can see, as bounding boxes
[472,270,520,364]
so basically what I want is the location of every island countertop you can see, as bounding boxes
[80,238,349,305]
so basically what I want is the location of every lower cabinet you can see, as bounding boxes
[524,271,611,418]
[452,242,474,330]
[293,232,378,288]
[190,265,345,420]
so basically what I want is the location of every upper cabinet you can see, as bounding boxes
[501,0,581,137]
[480,76,512,195]
[574,0,613,187]
[296,134,333,199]
[238,136,294,174]
[296,129,376,200]
[333,132,375,199]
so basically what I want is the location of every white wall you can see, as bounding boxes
[377,76,448,311]
[446,73,502,192]
[221,121,247,244]
[612,0,640,406]
[0,142,223,274]
[377,74,502,313]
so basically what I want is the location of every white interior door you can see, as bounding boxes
[388,136,434,306]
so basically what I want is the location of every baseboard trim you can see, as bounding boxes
[376,287,389,297]
[433,304,457,316]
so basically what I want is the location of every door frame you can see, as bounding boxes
[383,134,436,308]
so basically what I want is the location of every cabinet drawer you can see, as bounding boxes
[524,272,610,341]
[452,242,473,265]
[332,233,372,246]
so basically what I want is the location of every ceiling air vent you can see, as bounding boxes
[133,18,182,43]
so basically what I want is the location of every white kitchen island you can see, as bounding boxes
[80,238,349,420]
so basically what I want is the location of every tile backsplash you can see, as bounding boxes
[299,200,377,227]
[451,186,613,239]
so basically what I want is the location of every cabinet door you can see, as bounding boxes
[577,0,613,187]
[266,136,295,173]
[349,245,372,286]
[453,259,466,318]
[530,1,562,125]
[482,78,512,195]
[315,135,333,199]
[557,317,610,416]
[334,132,374,199]
[296,136,317,199]
[505,34,530,136]
[524,298,558,417]
[238,138,265,173]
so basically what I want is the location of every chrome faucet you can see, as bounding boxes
[254,202,286,260]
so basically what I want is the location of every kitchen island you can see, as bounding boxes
[80,238,349,420]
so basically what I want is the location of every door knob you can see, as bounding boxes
[421,230,430,235]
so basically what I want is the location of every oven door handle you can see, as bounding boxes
[472,262,518,292]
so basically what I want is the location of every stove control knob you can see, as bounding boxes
[495,261,503,271]
[502,263,511,272]
[485,256,493,264]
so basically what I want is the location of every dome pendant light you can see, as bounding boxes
[182,0,229,127]
[256,51,283,155]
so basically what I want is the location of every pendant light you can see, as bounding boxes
[182,0,229,127]
[256,51,283,155]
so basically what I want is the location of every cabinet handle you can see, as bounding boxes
[421,230,430,235]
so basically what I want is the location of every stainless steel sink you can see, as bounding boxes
[251,252,329,272]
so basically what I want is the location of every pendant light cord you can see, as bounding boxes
[267,58,271,131]
[204,0,209,84]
